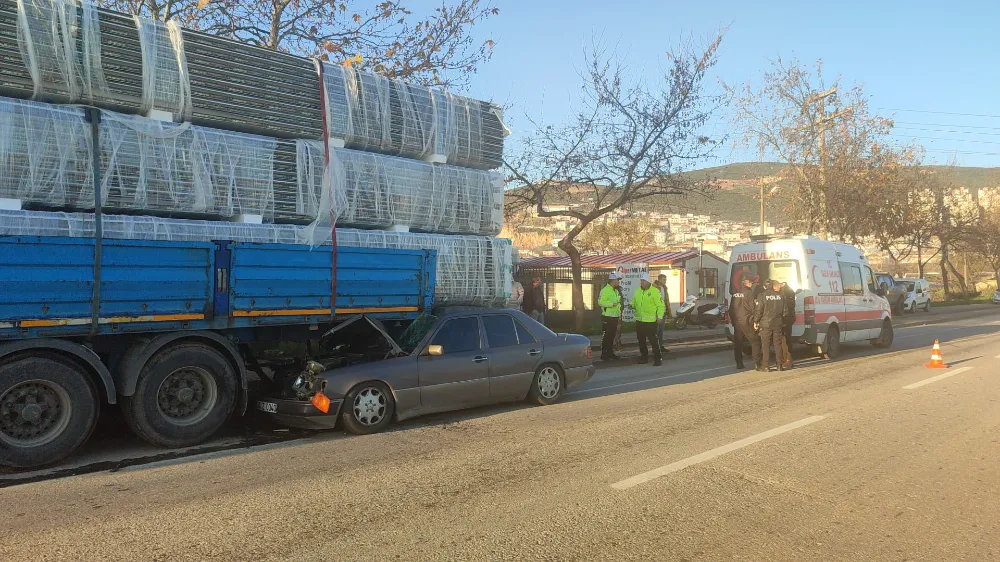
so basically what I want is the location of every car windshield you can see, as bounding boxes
[396,314,440,352]
[900,281,916,292]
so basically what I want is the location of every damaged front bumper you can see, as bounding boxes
[255,397,344,430]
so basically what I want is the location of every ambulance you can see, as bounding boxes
[724,235,894,359]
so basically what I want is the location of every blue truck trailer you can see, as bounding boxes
[0,235,437,468]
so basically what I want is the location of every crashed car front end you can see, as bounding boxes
[255,360,343,430]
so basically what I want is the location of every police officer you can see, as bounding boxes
[730,273,761,370]
[779,280,796,368]
[631,273,665,366]
[753,278,787,372]
[598,273,623,360]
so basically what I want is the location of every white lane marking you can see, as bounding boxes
[611,415,826,490]
[902,366,972,390]
[988,320,1000,326]
[570,366,732,395]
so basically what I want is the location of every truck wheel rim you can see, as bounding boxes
[0,380,72,448]
[353,387,387,426]
[538,367,560,399]
[157,367,217,426]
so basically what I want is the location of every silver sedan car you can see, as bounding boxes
[257,309,595,434]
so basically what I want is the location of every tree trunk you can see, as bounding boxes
[558,230,587,333]
[917,243,924,278]
[940,246,950,297]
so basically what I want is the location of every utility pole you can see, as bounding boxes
[759,178,765,236]
[698,238,704,297]
[803,87,851,241]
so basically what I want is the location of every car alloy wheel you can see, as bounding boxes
[353,386,387,427]
[537,367,561,400]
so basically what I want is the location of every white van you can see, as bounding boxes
[724,235,894,359]
[898,278,932,313]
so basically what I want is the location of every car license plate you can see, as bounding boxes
[256,401,278,414]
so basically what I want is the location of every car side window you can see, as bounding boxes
[429,317,481,354]
[513,319,537,344]
[482,315,519,348]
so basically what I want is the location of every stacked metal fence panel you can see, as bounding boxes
[323,64,505,170]
[0,210,513,307]
[0,97,503,235]
[0,0,512,306]
[2,0,504,165]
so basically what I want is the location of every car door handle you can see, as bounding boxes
[473,356,488,363]
[528,349,541,356]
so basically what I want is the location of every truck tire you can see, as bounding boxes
[122,343,236,448]
[0,357,99,468]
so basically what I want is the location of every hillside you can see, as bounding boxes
[507,162,1000,227]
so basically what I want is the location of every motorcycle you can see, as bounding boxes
[674,295,722,329]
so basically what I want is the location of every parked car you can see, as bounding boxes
[256,309,595,433]
[992,291,1000,304]
[875,273,907,314]
[899,278,932,312]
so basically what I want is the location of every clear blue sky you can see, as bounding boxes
[437,0,1000,168]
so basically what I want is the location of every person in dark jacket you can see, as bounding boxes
[753,279,787,372]
[525,277,547,324]
[779,281,796,368]
[730,274,761,370]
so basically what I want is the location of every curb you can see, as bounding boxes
[594,341,731,369]
[590,307,999,369]
[591,330,724,352]
[591,307,998,353]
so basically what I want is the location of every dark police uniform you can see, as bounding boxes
[729,282,760,369]
[753,285,787,371]
[780,283,796,366]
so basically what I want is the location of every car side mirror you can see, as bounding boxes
[427,344,443,356]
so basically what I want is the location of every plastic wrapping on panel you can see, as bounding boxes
[133,15,190,119]
[0,97,276,217]
[322,63,504,170]
[100,111,275,217]
[14,0,109,103]
[0,97,92,206]
[0,210,514,307]
[294,142,504,235]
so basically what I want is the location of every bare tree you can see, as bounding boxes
[726,58,896,240]
[504,36,723,330]
[577,217,661,255]
[96,0,498,86]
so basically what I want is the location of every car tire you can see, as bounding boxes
[0,356,99,469]
[821,325,840,360]
[924,300,931,312]
[528,364,565,406]
[341,381,394,435]
[870,320,894,348]
[122,343,237,449]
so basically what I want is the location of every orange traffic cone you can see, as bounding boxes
[925,340,948,369]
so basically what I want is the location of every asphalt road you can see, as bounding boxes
[2,311,999,561]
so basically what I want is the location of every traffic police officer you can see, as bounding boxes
[598,273,623,360]
[730,273,761,370]
[631,273,665,366]
[779,280,796,368]
[753,278,787,372]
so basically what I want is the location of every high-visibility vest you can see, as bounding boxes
[598,284,621,317]
[631,286,665,323]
